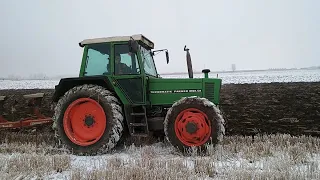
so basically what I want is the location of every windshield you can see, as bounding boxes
[140,45,157,77]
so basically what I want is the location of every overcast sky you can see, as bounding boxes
[0,0,319,77]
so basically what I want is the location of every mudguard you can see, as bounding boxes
[52,75,115,102]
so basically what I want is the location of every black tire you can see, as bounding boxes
[52,84,124,155]
[164,96,225,154]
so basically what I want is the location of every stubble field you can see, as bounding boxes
[2,131,320,180]
[1,69,320,180]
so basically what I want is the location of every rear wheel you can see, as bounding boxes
[164,96,225,154]
[52,84,124,155]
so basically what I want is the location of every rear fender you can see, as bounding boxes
[52,76,116,102]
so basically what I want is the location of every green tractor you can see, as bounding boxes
[52,34,225,155]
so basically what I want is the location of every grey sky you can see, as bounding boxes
[0,0,319,77]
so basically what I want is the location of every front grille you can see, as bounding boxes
[205,82,215,100]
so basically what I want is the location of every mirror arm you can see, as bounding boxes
[152,49,168,55]
[151,49,169,64]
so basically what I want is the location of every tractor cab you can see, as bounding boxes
[78,34,164,78]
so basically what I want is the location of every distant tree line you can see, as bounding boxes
[0,73,78,80]
[0,73,48,80]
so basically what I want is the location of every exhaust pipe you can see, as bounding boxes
[184,45,193,79]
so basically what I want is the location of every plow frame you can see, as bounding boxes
[0,93,53,130]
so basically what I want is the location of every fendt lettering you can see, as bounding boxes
[150,89,202,94]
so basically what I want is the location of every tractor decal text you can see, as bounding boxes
[150,89,202,94]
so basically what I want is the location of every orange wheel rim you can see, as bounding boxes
[174,108,211,146]
[63,98,106,146]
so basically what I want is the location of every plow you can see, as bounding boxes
[1,34,320,155]
[0,93,52,130]
[0,89,55,134]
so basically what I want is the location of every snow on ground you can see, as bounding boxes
[1,134,320,179]
[0,79,59,90]
[164,69,320,84]
[1,69,320,89]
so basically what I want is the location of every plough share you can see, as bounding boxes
[0,93,53,131]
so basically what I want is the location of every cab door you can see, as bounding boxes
[111,43,146,105]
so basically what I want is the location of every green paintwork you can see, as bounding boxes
[148,78,202,105]
[79,46,88,76]
[148,77,221,105]
[203,77,222,105]
[77,36,222,107]
[204,72,209,78]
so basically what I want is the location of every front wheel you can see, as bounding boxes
[164,96,225,154]
[52,84,124,155]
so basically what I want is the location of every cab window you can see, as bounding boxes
[114,44,140,75]
[84,43,111,76]
[140,45,157,76]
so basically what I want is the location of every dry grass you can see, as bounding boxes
[1,131,320,179]
[0,153,71,179]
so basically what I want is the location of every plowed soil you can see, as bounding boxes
[1,82,320,136]
[220,82,320,136]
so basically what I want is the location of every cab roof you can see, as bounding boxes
[79,34,154,49]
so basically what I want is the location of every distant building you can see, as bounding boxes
[231,64,236,71]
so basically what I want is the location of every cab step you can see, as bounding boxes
[130,122,147,126]
[130,113,145,116]
[131,133,149,137]
[128,105,149,137]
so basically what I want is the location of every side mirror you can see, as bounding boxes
[151,49,169,64]
[165,51,169,64]
[128,38,138,53]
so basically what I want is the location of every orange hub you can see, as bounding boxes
[174,108,211,146]
[63,98,106,146]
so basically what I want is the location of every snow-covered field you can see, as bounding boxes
[1,133,320,180]
[164,69,320,84]
[1,69,320,89]
[1,69,320,179]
